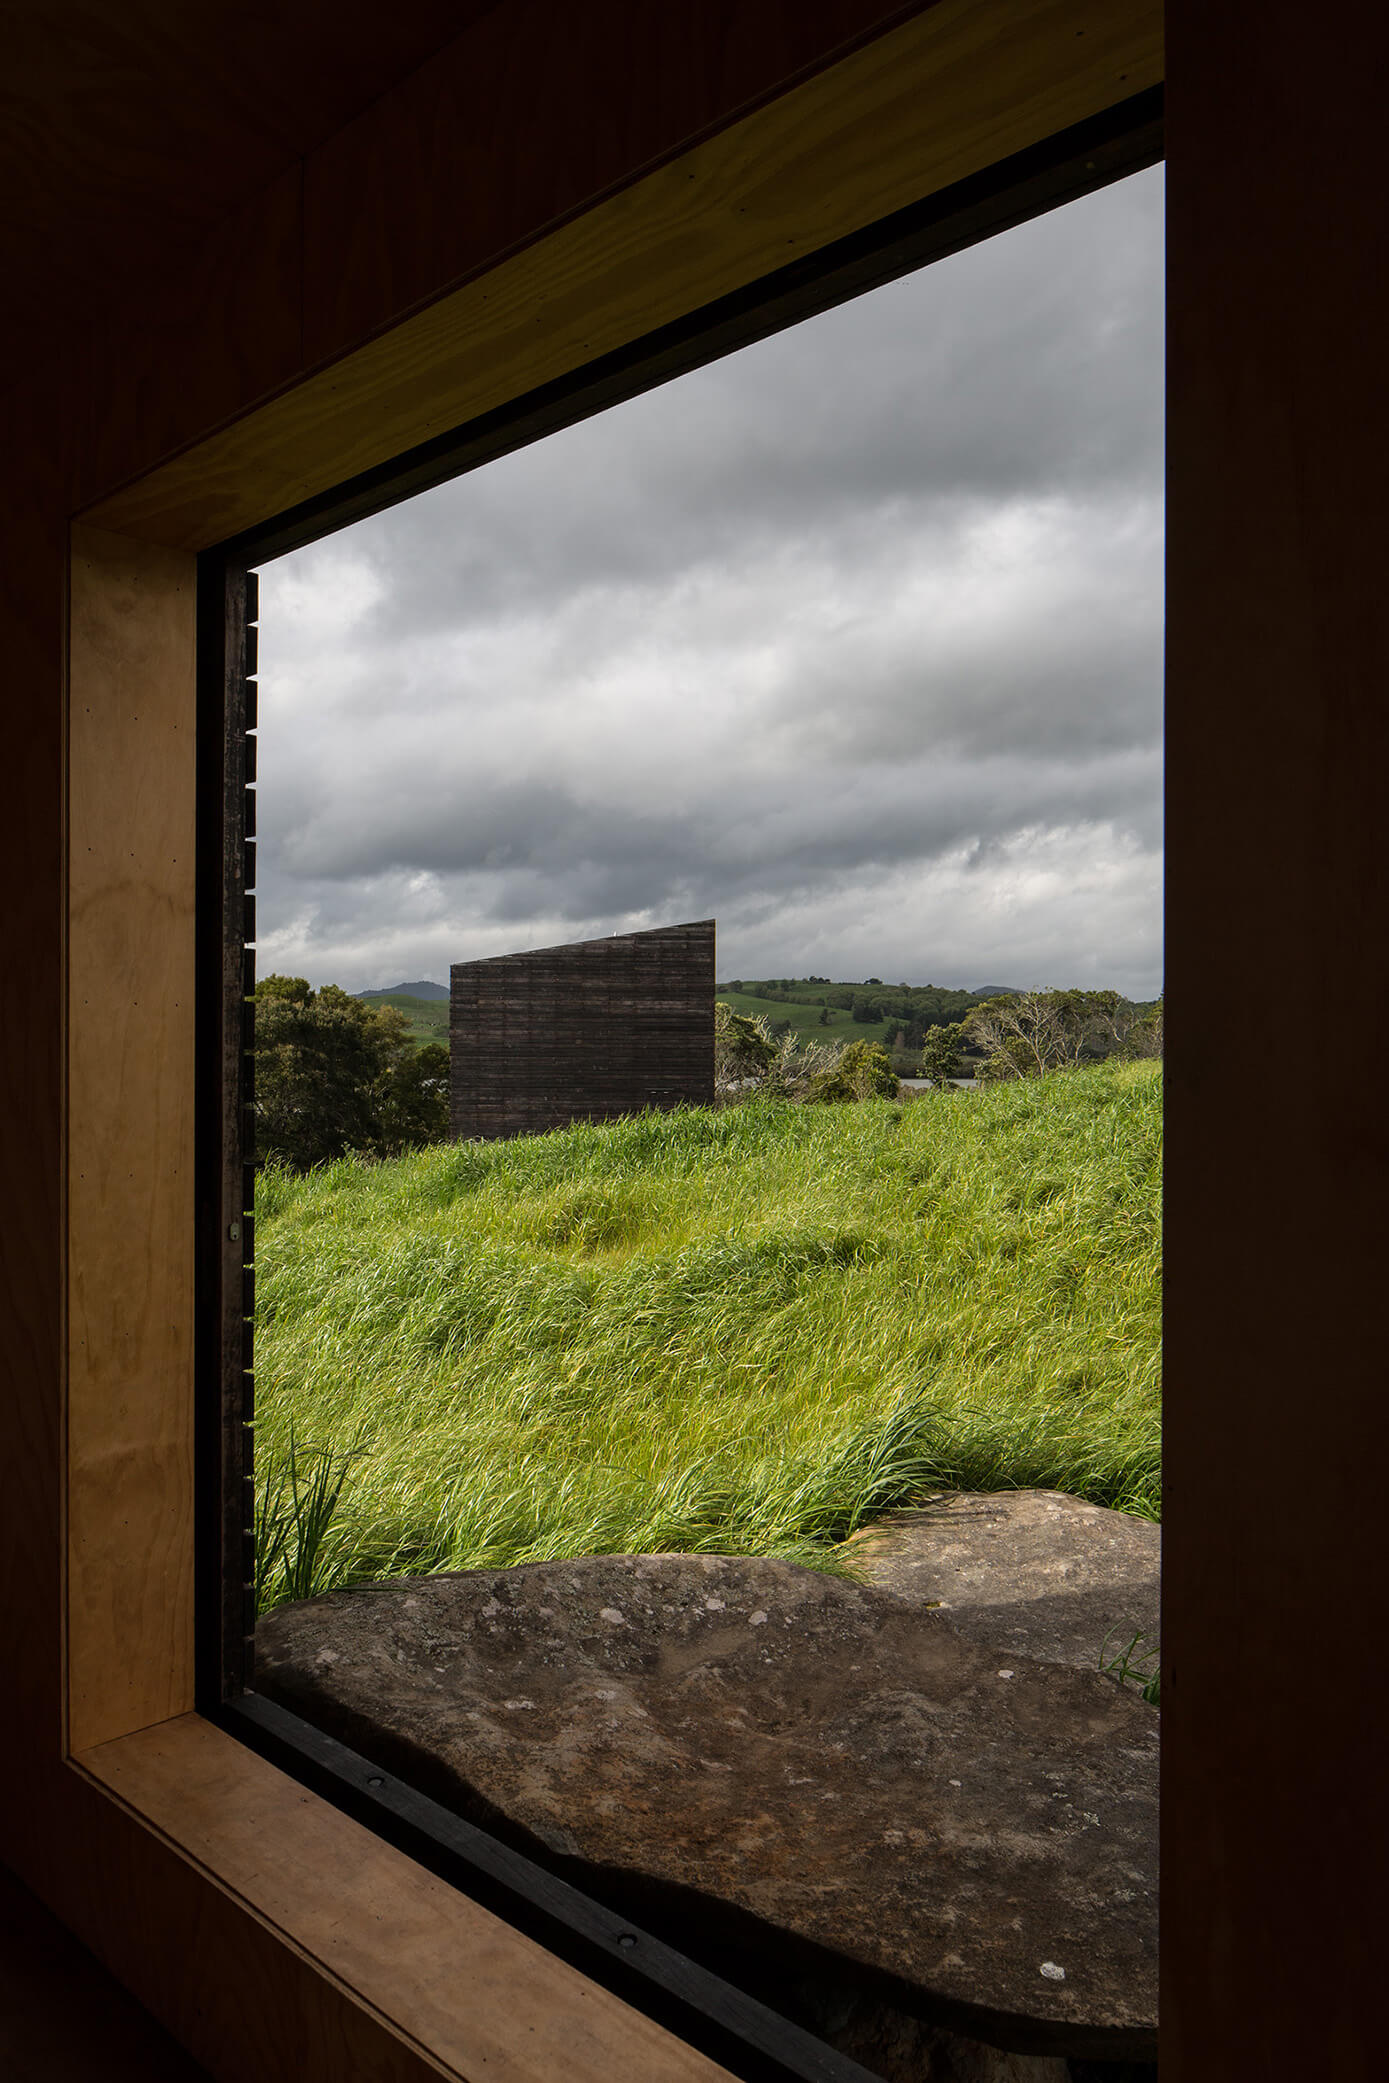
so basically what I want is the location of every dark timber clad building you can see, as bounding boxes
[449,920,715,1140]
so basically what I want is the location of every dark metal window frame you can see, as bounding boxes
[194,87,1162,2083]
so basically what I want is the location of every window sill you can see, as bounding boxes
[72,1713,732,2083]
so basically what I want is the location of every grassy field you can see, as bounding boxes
[253,1063,1161,1612]
[716,989,895,1043]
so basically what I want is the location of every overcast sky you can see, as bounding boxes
[255,166,1164,1000]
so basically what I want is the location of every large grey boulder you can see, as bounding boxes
[843,1493,1160,1682]
[256,1552,1156,2072]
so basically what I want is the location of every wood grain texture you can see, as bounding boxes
[59,0,923,511]
[0,1861,213,2081]
[0,0,489,389]
[0,8,1182,2082]
[0,378,71,1799]
[67,524,199,1752]
[451,922,715,1139]
[11,1755,480,2083]
[300,0,929,361]
[76,163,306,516]
[1162,4,1389,2074]
[77,1716,735,2083]
[82,0,1162,549]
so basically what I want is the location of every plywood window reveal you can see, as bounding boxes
[48,13,1179,2083]
[189,80,1164,2083]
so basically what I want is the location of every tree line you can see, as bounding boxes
[254,971,1162,1172]
[913,988,1162,1086]
[720,976,984,1036]
[718,975,1163,1071]
[252,976,448,1170]
[718,987,1163,1097]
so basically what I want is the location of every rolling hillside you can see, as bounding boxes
[354,989,448,1045]
[716,989,892,1043]
[253,1063,1162,1608]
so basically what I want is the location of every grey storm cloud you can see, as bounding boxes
[254,167,1164,1000]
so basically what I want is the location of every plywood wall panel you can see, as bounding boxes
[0,0,494,394]
[56,1,920,510]
[78,1716,733,2083]
[84,0,1161,548]
[0,1859,216,2081]
[1162,3,1389,2074]
[67,524,199,1753]
[18,1747,475,2083]
[300,0,927,362]
[3,6,1182,2080]
[76,166,306,515]
[0,384,70,1796]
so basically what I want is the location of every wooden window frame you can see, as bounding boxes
[63,7,1165,2079]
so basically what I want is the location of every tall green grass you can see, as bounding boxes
[253,1062,1160,1611]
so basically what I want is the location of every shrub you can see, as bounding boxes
[253,975,449,1169]
[715,1004,899,1104]
[804,1038,899,1102]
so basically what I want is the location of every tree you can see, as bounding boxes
[805,1038,899,1102]
[917,1021,965,1089]
[1137,1000,1163,1056]
[961,989,1161,1082]
[253,976,449,1168]
[378,1040,450,1151]
[714,1004,899,1104]
[1114,997,1164,1060]
[714,1000,778,1093]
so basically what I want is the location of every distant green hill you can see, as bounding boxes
[360,979,448,1002]
[353,990,448,1046]
[716,976,1155,1028]
[717,989,885,1042]
[715,977,983,1052]
[355,973,1152,1058]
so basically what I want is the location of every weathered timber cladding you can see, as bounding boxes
[450,921,714,1140]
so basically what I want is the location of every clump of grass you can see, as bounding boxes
[1099,1624,1162,1706]
[252,1062,1161,1611]
[253,1424,363,1613]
